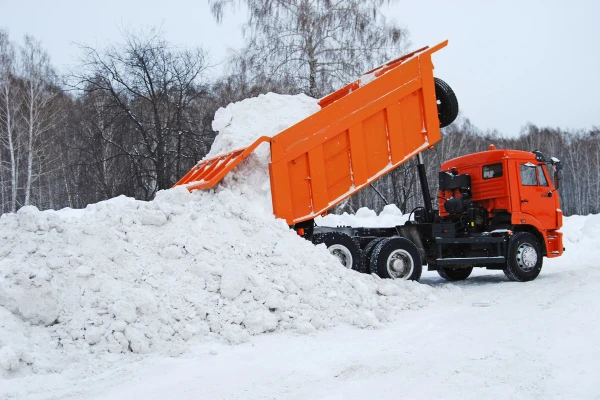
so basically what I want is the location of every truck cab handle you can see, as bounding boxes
[521,199,529,203]
[542,191,553,198]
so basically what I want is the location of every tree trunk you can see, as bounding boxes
[306,33,318,98]
[2,87,18,212]
[24,85,34,206]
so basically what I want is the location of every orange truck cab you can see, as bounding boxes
[437,146,564,264]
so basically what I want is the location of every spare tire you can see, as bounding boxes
[434,77,459,128]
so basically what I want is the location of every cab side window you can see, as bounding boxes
[483,163,503,179]
[537,165,548,187]
[520,164,538,186]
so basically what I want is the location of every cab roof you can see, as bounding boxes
[441,148,538,170]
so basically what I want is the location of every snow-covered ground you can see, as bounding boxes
[1,93,599,399]
[2,213,599,400]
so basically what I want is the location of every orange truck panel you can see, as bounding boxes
[175,42,449,225]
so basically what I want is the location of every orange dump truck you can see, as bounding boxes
[174,41,564,282]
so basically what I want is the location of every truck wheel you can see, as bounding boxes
[313,232,365,273]
[503,232,543,282]
[437,266,473,281]
[434,77,459,128]
[363,238,386,274]
[370,237,422,281]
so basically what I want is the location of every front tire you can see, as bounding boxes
[313,232,365,273]
[503,232,543,282]
[370,237,422,281]
[437,266,473,281]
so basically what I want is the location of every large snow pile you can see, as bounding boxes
[0,93,438,377]
[553,213,600,265]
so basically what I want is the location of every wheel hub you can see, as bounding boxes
[328,244,353,269]
[386,249,414,279]
[516,243,537,271]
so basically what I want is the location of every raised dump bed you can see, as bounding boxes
[174,41,449,225]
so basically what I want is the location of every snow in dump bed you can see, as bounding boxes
[208,92,320,158]
[317,204,409,228]
[0,93,439,378]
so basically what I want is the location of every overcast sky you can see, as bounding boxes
[1,0,598,136]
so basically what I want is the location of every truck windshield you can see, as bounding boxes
[520,163,550,187]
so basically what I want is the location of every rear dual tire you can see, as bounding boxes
[313,232,366,273]
[315,234,422,281]
[369,237,422,281]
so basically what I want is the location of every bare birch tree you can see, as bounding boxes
[0,30,21,212]
[211,0,410,97]
[20,35,61,206]
[72,28,213,198]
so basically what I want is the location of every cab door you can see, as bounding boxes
[518,162,557,229]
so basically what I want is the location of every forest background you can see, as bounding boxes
[0,0,597,217]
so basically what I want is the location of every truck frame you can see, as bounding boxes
[174,40,564,282]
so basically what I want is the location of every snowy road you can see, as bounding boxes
[78,261,600,400]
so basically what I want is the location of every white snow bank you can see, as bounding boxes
[0,189,435,377]
[0,93,436,378]
[553,213,600,265]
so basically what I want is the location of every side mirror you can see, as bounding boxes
[550,157,562,190]
[551,157,563,170]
